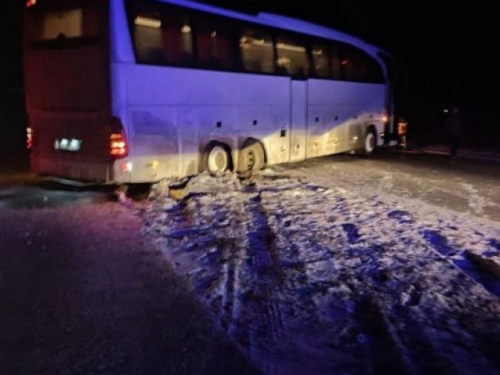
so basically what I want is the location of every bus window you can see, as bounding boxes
[162,9,194,66]
[27,1,103,45]
[276,36,310,77]
[341,44,368,82]
[133,12,165,64]
[240,29,275,74]
[364,53,385,83]
[341,44,384,83]
[42,8,83,39]
[330,42,342,80]
[311,43,330,78]
[195,15,236,70]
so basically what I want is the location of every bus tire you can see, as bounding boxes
[360,129,377,156]
[202,142,232,176]
[238,139,266,172]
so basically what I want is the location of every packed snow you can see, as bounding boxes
[143,170,500,375]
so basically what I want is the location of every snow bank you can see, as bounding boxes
[143,171,500,375]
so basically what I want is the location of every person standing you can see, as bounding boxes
[443,106,465,158]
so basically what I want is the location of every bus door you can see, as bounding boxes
[289,79,308,163]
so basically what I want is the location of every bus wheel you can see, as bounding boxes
[361,130,377,156]
[238,140,266,172]
[203,143,231,176]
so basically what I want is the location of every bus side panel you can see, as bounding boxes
[307,80,387,156]
[124,65,291,181]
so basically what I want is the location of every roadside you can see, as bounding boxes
[400,143,500,164]
[0,186,257,375]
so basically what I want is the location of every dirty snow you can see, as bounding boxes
[143,170,500,375]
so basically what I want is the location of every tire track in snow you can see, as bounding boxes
[145,173,500,375]
[237,183,290,375]
[260,179,409,374]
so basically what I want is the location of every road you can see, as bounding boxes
[280,150,500,222]
[1,150,499,375]
[146,150,500,374]
[0,181,257,375]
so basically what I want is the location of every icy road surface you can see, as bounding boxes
[144,153,500,375]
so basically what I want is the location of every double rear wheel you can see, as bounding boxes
[203,140,266,175]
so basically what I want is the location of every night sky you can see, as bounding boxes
[1,0,498,149]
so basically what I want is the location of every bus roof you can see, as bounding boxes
[157,0,386,56]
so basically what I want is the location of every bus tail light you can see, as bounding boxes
[110,132,128,158]
[110,118,128,158]
[27,127,33,151]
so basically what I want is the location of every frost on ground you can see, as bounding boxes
[143,171,500,375]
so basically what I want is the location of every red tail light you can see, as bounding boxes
[110,132,128,158]
[27,127,33,151]
[26,0,37,8]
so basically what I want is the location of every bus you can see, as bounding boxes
[24,0,395,184]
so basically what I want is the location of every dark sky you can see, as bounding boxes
[1,0,498,113]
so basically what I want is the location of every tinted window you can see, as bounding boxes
[130,5,194,66]
[42,8,83,39]
[240,29,275,74]
[340,44,365,81]
[364,53,385,83]
[27,0,103,44]
[195,15,236,70]
[162,8,194,66]
[311,43,330,78]
[330,42,342,80]
[276,36,310,77]
[133,12,165,64]
[340,44,384,83]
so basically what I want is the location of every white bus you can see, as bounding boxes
[24,0,395,184]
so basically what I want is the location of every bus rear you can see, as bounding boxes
[24,0,128,183]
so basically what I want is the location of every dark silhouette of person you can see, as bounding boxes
[443,106,465,158]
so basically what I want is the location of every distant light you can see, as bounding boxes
[211,31,217,38]
[341,60,348,65]
[135,16,161,28]
[382,115,389,123]
[443,109,449,113]
[26,0,37,8]
[181,25,191,34]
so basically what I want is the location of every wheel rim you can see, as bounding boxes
[246,150,256,170]
[365,133,375,153]
[208,146,228,174]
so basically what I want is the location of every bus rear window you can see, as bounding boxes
[26,1,104,45]
[42,8,83,40]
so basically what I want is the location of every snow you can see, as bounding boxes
[143,170,500,374]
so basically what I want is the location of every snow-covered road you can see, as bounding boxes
[144,153,500,375]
